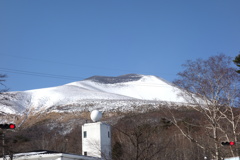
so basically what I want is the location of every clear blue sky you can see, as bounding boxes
[1,0,239,91]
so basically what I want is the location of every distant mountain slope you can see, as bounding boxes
[69,74,186,102]
[0,74,187,115]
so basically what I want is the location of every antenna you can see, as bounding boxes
[90,110,102,122]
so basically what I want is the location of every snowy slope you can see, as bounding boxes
[26,84,132,111]
[0,74,187,115]
[0,92,30,115]
[69,74,186,102]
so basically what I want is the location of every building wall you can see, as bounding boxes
[100,124,111,159]
[82,123,101,157]
[82,122,111,159]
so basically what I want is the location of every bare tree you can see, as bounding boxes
[0,74,8,93]
[170,54,240,160]
[112,114,170,160]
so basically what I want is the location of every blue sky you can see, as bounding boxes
[0,0,240,91]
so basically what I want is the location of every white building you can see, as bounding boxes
[224,157,240,160]
[0,150,100,160]
[82,122,111,160]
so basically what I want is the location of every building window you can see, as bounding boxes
[84,152,87,156]
[108,131,110,138]
[84,131,87,138]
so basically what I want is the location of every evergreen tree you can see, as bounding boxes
[233,54,240,73]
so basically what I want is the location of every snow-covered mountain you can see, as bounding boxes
[0,74,187,115]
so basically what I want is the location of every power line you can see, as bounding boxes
[0,68,85,80]
[1,53,140,73]
[1,53,176,76]
[0,68,175,88]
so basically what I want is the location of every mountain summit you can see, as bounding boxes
[85,74,143,84]
[69,74,185,101]
[0,74,187,115]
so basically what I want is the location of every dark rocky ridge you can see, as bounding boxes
[85,74,143,84]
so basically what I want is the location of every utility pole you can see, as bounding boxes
[2,132,5,160]
[0,124,16,160]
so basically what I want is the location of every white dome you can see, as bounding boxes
[90,110,102,122]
